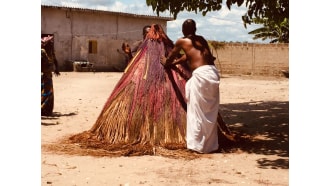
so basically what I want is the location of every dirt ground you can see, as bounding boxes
[41,72,289,186]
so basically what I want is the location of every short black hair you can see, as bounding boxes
[182,19,196,36]
[142,25,151,36]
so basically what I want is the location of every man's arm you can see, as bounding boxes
[161,39,184,67]
[172,54,187,65]
[130,40,143,54]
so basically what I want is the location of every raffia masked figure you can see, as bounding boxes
[69,24,192,154]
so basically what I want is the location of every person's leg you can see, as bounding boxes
[41,73,54,116]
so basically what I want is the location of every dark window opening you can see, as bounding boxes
[89,40,97,54]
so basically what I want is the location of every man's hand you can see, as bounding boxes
[54,70,60,76]
[121,42,131,55]
[160,56,180,68]
[160,55,167,66]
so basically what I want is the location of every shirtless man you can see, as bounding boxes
[161,19,221,153]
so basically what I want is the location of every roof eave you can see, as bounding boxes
[41,4,174,21]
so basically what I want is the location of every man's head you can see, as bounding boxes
[142,25,151,39]
[182,19,196,37]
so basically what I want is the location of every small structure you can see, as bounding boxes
[73,61,94,72]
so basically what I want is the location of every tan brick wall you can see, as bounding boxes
[213,43,289,77]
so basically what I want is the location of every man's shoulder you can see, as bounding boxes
[177,37,190,42]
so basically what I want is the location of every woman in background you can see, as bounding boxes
[41,35,60,116]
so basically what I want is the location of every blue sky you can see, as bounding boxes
[40,0,270,43]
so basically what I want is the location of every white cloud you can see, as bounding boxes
[167,21,182,29]
[221,5,246,17]
[94,5,109,11]
[107,1,127,12]
[207,17,236,26]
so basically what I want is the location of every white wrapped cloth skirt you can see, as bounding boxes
[185,65,220,153]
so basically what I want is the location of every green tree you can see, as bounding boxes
[146,0,289,43]
[248,17,289,43]
[242,0,289,43]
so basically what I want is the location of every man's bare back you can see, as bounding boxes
[171,36,215,71]
[161,22,215,72]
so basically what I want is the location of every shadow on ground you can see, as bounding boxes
[41,112,77,126]
[219,101,289,169]
[41,101,289,169]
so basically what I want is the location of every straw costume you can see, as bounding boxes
[69,24,192,154]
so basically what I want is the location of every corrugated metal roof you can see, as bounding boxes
[41,4,174,21]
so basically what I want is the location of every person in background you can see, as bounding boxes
[118,25,151,62]
[41,35,60,116]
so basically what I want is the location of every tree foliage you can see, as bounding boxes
[146,0,288,24]
[146,0,289,43]
[146,0,225,19]
[248,17,289,43]
[240,0,288,27]
[242,0,289,43]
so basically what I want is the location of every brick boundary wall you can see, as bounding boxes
[212,43,289,77]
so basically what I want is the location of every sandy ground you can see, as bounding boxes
[41,72,289,186]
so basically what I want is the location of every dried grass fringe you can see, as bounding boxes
[42,133,201,160]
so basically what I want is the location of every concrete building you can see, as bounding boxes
[41,5,173,71]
